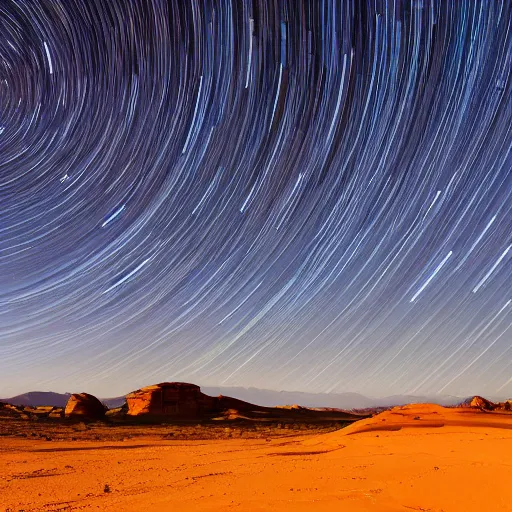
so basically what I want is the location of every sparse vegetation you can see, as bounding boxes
[0,402,351,442]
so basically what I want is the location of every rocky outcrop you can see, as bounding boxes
[469,396,496,410]
[125,382,219,419]
[0,402,64,420]
[64,393,106,420]
[496,399,512,411]
[124,382,367,423]
[460,396,512,412]
[105,402,128,418]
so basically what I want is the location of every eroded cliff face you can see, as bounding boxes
[64,393,106,419]
[124,385,159,416]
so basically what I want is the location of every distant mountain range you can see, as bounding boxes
[0,391,125,409]
[0,386,472,410]
[0,391,74,408]
[202,387,466,409]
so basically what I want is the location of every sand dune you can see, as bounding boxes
[304,402,512,444]
[1,403,512,511]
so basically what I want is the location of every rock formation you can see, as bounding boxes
[124,382,368,423]
[468,396,496,410]
[125,382,219,418]
[64,393,106,419]
[460,396,512,412]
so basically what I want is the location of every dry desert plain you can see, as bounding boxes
[1,403,512,512]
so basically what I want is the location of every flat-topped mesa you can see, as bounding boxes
[65,393,106,419]
[123,382,366,422]
[125,382,221,418]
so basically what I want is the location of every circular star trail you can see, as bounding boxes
[0,0,510,398]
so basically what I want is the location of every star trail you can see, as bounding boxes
[0,0,510,399]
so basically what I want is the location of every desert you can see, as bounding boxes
[2,0,510,510]
[1,386,512,512]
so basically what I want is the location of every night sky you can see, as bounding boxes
[0,0,510,399]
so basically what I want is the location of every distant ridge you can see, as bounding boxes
[0,391,124,409]
[0,391,72,408]
[1,386,468,410]
[203,387,373,409]
[202,387,465,409]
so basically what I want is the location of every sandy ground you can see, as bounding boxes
[2,404,512,512]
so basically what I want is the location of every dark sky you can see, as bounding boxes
[0,0,510,398]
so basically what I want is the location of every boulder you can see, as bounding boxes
[65,393,106,420]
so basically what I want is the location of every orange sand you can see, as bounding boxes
[2,404,512,512]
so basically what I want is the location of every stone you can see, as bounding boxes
[65,393,106,420]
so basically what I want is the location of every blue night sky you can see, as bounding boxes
[0,0,510,398]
